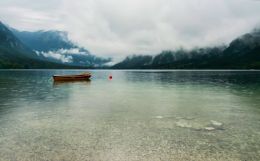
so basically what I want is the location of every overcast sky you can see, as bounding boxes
[0,0,260,60]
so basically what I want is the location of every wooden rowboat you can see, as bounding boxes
[53,73,91,81]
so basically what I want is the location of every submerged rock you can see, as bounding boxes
[204,120,224,131]
[184,117,195,120]
[155,116,163,119]
[210,120,223,127]
[176,121,192,128]
[174,118,224,131]
[204,127,215,131]
[175,119,205,130]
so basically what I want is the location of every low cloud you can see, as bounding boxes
[55,48,87,55]
[35,49,79,63]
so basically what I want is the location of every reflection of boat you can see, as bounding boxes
[53,73,91,81]
[53,80,91,86]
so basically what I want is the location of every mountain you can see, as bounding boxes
[221,29,260,68]
[0,21,74,69]
[2,19,259,69]
[0,21,37,58]
[11,30,76,52]
[12,29,111,67]
[113,29,260,69]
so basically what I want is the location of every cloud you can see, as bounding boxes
[0,0,69,32]
[35,50,72,63]
[35,48,90,63]
[1,0,260,60]
[56,48,87,55]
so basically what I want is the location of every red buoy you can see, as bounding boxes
[109,75,112,80]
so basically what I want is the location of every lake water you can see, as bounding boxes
[0,70,260,161]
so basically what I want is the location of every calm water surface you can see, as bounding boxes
[0,70,260,161]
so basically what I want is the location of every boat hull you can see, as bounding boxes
[53,74,91,81]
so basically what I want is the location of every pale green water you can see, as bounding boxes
[0,70,260,161]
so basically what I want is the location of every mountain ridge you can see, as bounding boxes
[1,20,259,69]
[11,28,111,67]
[0,21,110,68]
[113,29,260,69]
